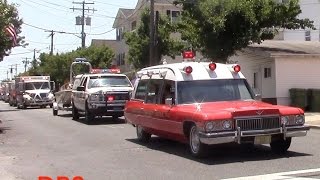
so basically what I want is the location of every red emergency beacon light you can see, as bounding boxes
[208,62,216,71]
[184,66,193,74]
[233,65,241,73]
[106,95,115,101]
[91,68,121,74]
[182,50,195,61]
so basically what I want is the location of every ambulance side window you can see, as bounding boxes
[146,79,162,104]
[134,79,148,100]
[161,80,175,104]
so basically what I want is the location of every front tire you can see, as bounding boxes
[270,137,292,154]
[136,125,151,143]
[72,103,79,120]
[189,125,208,158]
[84,103,94,124]
[53,109,58,116]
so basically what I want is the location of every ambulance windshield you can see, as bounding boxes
[88,76,132,88]
[177,79,254,104]
[25,82,50,90]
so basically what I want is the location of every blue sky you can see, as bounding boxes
[0,0,138,81]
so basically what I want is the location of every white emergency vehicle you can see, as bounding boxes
[16,76,55,109]
[72,68,134,124]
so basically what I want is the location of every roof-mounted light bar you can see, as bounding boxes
[90,68,121,74]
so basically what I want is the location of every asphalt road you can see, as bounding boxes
[0,101,320,180]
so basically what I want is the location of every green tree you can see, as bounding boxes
[175,0,314,62]
[30,45,115,87]
[0,1,25,61]
[125,9,185,69]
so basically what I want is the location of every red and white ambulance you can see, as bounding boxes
[124,52,310,158]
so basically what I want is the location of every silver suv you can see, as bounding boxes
[72,71,133,124]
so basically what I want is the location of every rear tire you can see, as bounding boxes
[136,125,151,143]
[189,125,209,158]
[270,137,291,154]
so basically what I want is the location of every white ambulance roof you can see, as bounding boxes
[137,62,246,81]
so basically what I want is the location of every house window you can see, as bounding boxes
[264,68,271,78]
[305,30,311,41]
[253,73,257,88]
[166,10,181,23]
[171,11,180,23]
[131,21,136,31]
[116,27,124,40]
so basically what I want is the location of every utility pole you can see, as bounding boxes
[45,30,54,55]
[22,57,31,73]
[149,0,155,66]
[8,64,19,80]
[70,1,96,48]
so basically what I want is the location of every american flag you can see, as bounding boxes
[5,24,17,46]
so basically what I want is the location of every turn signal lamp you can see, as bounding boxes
[184,66,193,74]
[209,63,216,71]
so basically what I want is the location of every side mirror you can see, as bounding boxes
[255,94,262,101]
[50,81,56,92]
[165,97,173,105]
[76,86,85,91]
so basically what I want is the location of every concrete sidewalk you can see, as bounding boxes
[305,112,320,129]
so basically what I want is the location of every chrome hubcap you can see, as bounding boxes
[190,126,200,153]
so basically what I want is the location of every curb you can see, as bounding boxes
[306,124,320,129]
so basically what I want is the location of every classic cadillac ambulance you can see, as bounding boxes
[124,54,310,158]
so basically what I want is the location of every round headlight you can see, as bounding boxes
[223,121,232,129]
[89,94,99,101]
[281,116,289,125]
[205,122,214,131]
[295,115,305,124]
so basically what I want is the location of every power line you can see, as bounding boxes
[9,51,34,56]
[93,1,131,8]
[23,22,81,35]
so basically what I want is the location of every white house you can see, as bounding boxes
[230,40,320,106]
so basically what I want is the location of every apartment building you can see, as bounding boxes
[91,0,182,73]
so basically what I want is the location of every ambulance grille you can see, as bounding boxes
[236,116,280,131]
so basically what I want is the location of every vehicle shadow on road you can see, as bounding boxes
[0,126,11,134]
[126,137,311,165]
[72,116,126,125]
[0,109,21,113]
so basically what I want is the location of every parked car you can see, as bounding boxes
[125,57,310,158]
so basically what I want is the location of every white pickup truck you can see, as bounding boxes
[71,69,133,124]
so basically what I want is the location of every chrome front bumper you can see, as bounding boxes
[199,125,310,145]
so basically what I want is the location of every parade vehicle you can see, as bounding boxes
[16,76,55,109]
[52,58,92,116]
[8,80,17,106]
[124,51,310,158]
[71,68,134,124]
[1,81,11,103]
